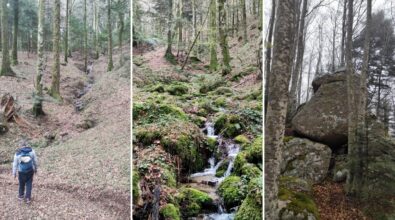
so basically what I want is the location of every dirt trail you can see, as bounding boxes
[0,50,130,219]
[139,47,172,71]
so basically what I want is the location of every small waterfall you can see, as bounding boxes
[190,121,239,219]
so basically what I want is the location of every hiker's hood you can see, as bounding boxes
[18,147,32,154]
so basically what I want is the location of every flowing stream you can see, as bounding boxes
[189,121,240,220]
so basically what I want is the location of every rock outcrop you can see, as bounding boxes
[292,71,359,147]
[281,137,331,183]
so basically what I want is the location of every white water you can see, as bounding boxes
[190,121,240,219]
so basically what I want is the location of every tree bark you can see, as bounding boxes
[265,0,296,219]
[165,0,175,61]
[264,0,276,114]
[64,0,69,62]
[1,0,14,76]
[209,0,218,71]
[107,0,113,71]
[241,0,247,44]
[94,0,99,59]
[118,0,124,66]
[84,0,88,72]
[12,0,19,65]
[218,0,231,75]
[33,0,46,116]
[50,0,61,101]
[341,0,347,66]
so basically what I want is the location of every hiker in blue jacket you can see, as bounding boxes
[12,140,38,204]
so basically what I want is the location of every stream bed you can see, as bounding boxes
[189,121,240,220]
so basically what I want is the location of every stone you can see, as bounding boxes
[281,138,331,183]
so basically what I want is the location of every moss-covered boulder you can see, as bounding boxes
[217,176,247,209]
[215,159,230,177]
[240,163,262,180]
[214,114,244,138]
[235,177,263,220]
[166,83,189,96]
[234,135,250,146]
[245,136,263,164]
[160,204,181,220]
[234,151,248,175]
[278,187,319,220]
[176,188,215,217]
[214,97,227,107]
[133,102,187,125]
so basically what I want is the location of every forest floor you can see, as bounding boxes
[0,47,130,219]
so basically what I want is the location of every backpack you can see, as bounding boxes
[18,148,34,173]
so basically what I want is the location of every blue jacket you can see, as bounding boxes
[12,147,38,176]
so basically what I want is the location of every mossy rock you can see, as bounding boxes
[234,151,248,175]
[214,87,233,95]
[234,135,250,146]
[214,114,244,138]
[217,176,247,209]
[147,83,165,93]
[191,115,206,127]
[134,126,162,145]
[235,176,263,220]
[199,76,225,94]
[166,83,189,96]
[214,97,227,107]
[278,187,319,220]
[240,163,262,180]
[163,168,177,188]
[133,103,187,124]
[160,204,181,220]
[283,136,295,143]
[279,176,312,193]
[132,170,140,204]
[245,136,263,164]
[215,159,230,177]
[176,188,215,217]
[207,136,217,151]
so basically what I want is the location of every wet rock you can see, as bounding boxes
[281,138,331,183]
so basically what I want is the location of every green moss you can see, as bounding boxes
[278,187,319,219]
[177,188,214,217]
[214,87,233,95]
[214,97,227,107]
[165,52,177,65]
[132,170,140,203]
[134,126,162,145]
[241,163,262,180]
[166,83,189,96]
[207,137,217,151]
[133,103,187,124]
[215,159,230,177]
[283,136,294,143]
[160,204,181,220]
[214,114,244,138]
[217,176,247,209]
[245,136,263,164]
[234,135,250,146]
[163,168,177,188]
[199,76,225,94]
[235,176,263,220]
[147,83,165,93]
[234,151,248,175]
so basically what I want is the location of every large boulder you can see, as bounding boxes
[291,71,359,147]
[281,138,331,183]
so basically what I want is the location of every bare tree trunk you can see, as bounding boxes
[306,51,314,101]
[209,0,218,71]
[288,0,307,121]
[33,0,45,116]
[218,0,231,75]
[64,0,69,62]
[1,0,14,76]
[264,0,276,114]
[50,0,61,101]
[84,0,88,72]
[265,1,296,219]
[11,0,19,65]
[241,0,247,44]
[341,0,347,66]
[107,0,113,71]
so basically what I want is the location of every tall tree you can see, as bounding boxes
[265,0,296,219]
[209,0,218,71]
[288,0,308,121]
[1,0,14,76]
[264,0,276,113]
[94,0,99,59]
[64,0,69,62]
[12,0,19,65]
[345,0,360,196]
[218,0,231,75]
[50,0,61,100]
[107,0,113,71]
[117,0,125,66]
[165,0,175,62]
[241,0,247,44]
[341,0,347,66]
[33,0,46,116]
[176,0,183,57]
[84,0,88,72]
